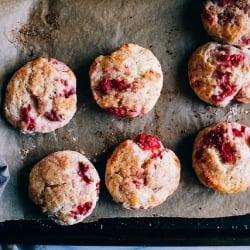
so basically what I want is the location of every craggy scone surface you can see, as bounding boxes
[202,0,250,48]
[89,43,163,118]
[192,122,250,193]
[188,42,250,107]
[28,150,100,225]
[105,134,181,210]
[4,57,77,133]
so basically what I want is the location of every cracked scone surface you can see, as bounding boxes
[4,57,77,133]
[192,122,250,193]
[188,42,250,107]
[89,43,163,118]
[28,150,100,225]
[105,134,181,210]
[202,0,250,48]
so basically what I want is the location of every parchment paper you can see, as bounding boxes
[1,0,250,222]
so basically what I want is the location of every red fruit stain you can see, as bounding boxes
[216,0,233,6]
[44,109,62,121]
[106,107,126,117]
[100,78,130,94]
[96,182,101,195]
[242,37,250,45]
[63,88,76,98]
[48,58,68,72]
[71,201,92,219]
[195,125,236,164]
[78,162,92,184]
[132,173,147,189]
[232,125,246,137]
[60,79,68,86]
[212,71,236,103]
[21,104,36,130]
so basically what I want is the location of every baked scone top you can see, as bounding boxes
[89,43,163,118]
[4,57,77,133]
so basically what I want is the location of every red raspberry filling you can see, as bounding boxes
[70,201,92,219]
[21,104,36,131]
[48,58,69,72]
[106,107,127,117]
[132,173,147,189]
[44,109,62,121]
[215,0,233,6]
[60,79,68,86]
[63,88,76,98]
[100,78,130,94]
[217,53,245,67]
[134,134,162,152]
[232,125,246,137]
[77,162,92,184]
[242,37,250,45]
[212,71,236,103]
[195,126,236,164]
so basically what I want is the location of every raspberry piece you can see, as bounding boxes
[60,79,68,86]
[195,126,236,164]
[100,78,129,94]
[106,107,127,117]
[63,88,76,98]
[232,125,246,137]
[21,104,36,131]
[134,134,162,151]
[212,71,236,103]
[242,37,250,45]
[77,162,92,184]
[132,173,147,189]
[48,58,68,72]
[44,109,62,121]
[71,201,92,219]
[217,53,245,67]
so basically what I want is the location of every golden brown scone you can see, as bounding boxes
[192,122,250,193]
[188,42,250,107]
[202,0,250,48]
[89,43,163,118]
[4,58,77,133]
[28,150,100,225]
[105,133,181,210]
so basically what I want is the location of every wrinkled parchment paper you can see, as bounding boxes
[1,0,250,222]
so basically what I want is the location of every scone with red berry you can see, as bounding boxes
[28,150,100,225]
[4,58,77,133]
[202,0,250,48]
[192,122,250,193]
[188,42,250,107]
[89,43,163,118]
[105,134,181,210]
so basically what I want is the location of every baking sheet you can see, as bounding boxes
[1,0,250,222]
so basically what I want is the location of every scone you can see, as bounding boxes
[89,43,163,118]
[28,150,100,225]
[192,122,250,193]
[105,133,181,210]
[4,58,77,133]
[202,0,250,48]
[188,42,250,107]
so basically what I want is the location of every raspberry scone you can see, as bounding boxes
[28,150,100,225]
[192,122,250,193]
[202,0,250,48]
[105,134,181,210]
[89,43,163,118]
[4,58,77,133]
[188,42,250,107]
